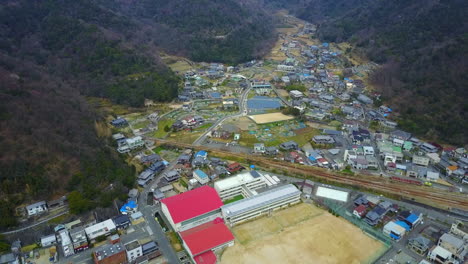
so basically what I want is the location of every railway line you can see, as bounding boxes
[152,139,468,210]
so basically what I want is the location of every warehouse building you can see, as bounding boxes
[161,186,224,232]
[214,171,266,200]
[221,184,301,226]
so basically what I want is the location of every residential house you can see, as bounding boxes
[428,245,456,264]
[148,161,165,174]
[193,169,209,185]
[391,130,412,141]
[353,205,367,218]
[280,141,299,151]
[93,242,127,264]
[253,143,266,154]
[363,146,374,156]
[383,221,406,241]
[69,226,89,253]
[408,236,432,255]
[265,146,279,156]
[41,234,57,247]
[227,162,244,174]
[26,201,47,216]
[140,154,161,165]
[312,135,335,144]
[125,241,143,263]
[289,90,304,99]
[177,154,192,165]
[364,206,387,226]
[438,233,466,261]
[110,118,128,128]
[420,142,438,153]
[164,170,180,183]
[413,154,430,167]
[112,215,130,230]
[450,221,468,241]
[137,170,154,186]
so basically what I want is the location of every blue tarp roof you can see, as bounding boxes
[406,214,419,224]
[322,43,329,47]
[120,200,137,212]
[196,150,207,157]
[309,156,316,161]
[390,233,400,240]
[396,221,411,231]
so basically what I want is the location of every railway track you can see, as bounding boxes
[153,139,468,210]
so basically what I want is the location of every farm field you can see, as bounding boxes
[229,118,319,147]
[248,113,294,124]
[220,203,386,264]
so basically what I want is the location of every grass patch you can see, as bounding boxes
[238,131,260,147]
[152,119,174,138]
[168,131,203,144]
[167,231,182,252]
[47,213,70,225]
[197,123,214,131]
[133,120,150,129]
[224,195,244,204]
[153,146,165,153]
[22,244,40,252]
[179,178,188,189]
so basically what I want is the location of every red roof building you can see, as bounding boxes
[161,186,223,231]
[353,205,367,218]
[180,220,234,261]
[227,162,243,173]
[194,251,217,264]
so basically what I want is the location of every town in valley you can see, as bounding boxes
[1,13,467,264]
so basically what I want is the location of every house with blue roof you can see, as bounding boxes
[195,150,208,158]
[120,200,138,215]
[193,169,209,185]
[395,220,411,231]
[404,213,422,229]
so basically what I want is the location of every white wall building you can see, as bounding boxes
[214,171,266,200]
[58,230,74,257]
[84,219,116,241]
[193,169,210,185]
[125,240,143,263]
[26,201,47,216]
[221,184,301,226]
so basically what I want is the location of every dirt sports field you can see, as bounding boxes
[220,203,386,264]
[248,113,295,124]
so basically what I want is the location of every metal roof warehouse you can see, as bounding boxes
[221,184,301,222]
[247,96,282,110]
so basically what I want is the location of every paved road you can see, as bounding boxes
[193,87,251,146]
[138,166,180,264]
[1,210,69,235]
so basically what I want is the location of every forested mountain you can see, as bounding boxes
[275,0,468,144]
[0,0,276,228]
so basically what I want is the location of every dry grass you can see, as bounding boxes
[248,113,295,124]
[221,203,386,264]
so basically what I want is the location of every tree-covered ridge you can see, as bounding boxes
[105,0,276,63]
[277,0,468,144]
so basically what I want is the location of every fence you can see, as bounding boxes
[319,199,392,245]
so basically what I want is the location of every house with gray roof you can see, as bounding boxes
[408,235,432,255]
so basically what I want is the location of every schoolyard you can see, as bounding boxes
[220,203,386,264]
